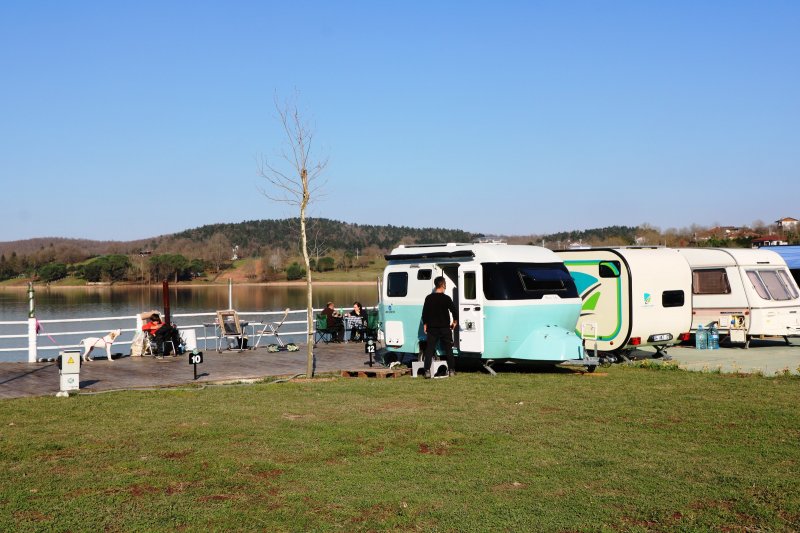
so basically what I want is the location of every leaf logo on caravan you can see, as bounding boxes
[643,293,652,306]
[570,271,602,317]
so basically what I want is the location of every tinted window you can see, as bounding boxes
[463,271,476,300]
[599,261,621,278]
[387,272,408,297]
[483,262,578,300]
[662,290,685,308]
[417,269,432,280]
[693,269,731,294]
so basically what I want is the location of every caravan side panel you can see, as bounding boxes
[559,248,692,351]
[558,250,630,352]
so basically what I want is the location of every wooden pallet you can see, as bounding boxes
[340,368,409,379]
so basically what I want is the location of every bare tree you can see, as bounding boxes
[258,96,327,378]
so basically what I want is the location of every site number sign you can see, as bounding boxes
[189,352,203,365]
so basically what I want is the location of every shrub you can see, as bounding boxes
[286,262,306,281]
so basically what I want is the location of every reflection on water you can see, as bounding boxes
[0,285,379,321]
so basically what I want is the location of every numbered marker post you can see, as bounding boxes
[189,351,203,380]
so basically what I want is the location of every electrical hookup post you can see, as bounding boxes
[56,350,81,397]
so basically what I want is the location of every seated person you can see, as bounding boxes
[346,301,366,342]
[142,313,182,355]
[321,301,345,342]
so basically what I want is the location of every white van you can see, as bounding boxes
[676,248,800,346]
[557,247,693,357]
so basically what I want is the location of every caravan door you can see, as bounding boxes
[458,268,484,353]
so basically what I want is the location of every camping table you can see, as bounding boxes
[343,315,365,342]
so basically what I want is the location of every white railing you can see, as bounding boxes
[0,309,319,363]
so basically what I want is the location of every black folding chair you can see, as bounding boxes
[314,314,335,345]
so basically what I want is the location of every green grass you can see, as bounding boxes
[1,366,798,531]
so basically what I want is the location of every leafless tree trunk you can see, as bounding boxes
[258,96,327,378]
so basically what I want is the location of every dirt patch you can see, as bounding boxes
[129,483,160,497]
[161,450,192,460]
[254,469,284,480]
[418,442,456,455]
[349,503,396,523]
[166,482,192,495]
[13,510,52,522]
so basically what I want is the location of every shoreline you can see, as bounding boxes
[0,280,377,289]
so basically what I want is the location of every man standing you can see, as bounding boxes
[422,276,458,377]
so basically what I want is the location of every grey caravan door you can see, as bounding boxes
[458,267,484,353]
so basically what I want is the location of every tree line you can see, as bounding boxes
[0,218,481,283]
[2,218,797,284]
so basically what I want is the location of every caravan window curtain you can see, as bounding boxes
[758,270,793,301]
[692,269,731,294]
[746,271,771,300]
[777,270,799,299]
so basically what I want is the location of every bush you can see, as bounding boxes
[38,263,68,282]
[286,262,306,281]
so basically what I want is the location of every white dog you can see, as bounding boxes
[80,329,122,361]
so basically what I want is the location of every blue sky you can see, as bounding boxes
[1,1,798,242]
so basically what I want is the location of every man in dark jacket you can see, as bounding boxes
[421,276,458,377]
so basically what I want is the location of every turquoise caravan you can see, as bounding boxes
[380,242,596,370]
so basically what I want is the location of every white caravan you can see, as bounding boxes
[676,248,800,346]
[557,247,693,357]
[380,243,598,372]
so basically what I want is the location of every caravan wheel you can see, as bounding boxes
[586,365,597,373]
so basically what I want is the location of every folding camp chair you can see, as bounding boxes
[216,310,245,352]
[314,313,336,345]
[254,308,290,349]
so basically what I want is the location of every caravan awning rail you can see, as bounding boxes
[385,250,476,261]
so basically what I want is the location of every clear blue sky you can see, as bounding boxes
[1,1,798,242]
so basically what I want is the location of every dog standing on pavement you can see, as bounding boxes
[79,329,122,361]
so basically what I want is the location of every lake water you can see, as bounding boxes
[0,284,380,362]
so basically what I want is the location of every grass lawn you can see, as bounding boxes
[1,365,798,531]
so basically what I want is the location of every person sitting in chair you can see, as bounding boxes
[346,301,366,342]
[322,302,345,342]
[142,313,181,356]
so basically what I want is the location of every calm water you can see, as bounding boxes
[0,284,379,362]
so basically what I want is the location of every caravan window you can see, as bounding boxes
[746,271,771,300]
[662,290,685,308]
[387,272,408,297]
[482,263,578,300]
[750,270,794,301]
[778,270,799,299]
[417,269,432,280]
[463,271,477,300]
[599,261,621,278]
[692,269,731,294]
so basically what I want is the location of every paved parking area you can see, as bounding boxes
[630,338,800,375]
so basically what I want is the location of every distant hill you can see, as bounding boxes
[0,218,483,260]
[170,218,482,254]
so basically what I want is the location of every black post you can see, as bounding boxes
[162,280,171,324]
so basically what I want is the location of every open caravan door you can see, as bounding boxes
[458,267,484,354]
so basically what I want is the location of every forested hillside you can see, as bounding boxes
[170,218,481,257]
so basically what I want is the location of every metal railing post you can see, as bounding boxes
[27,282,37,363]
